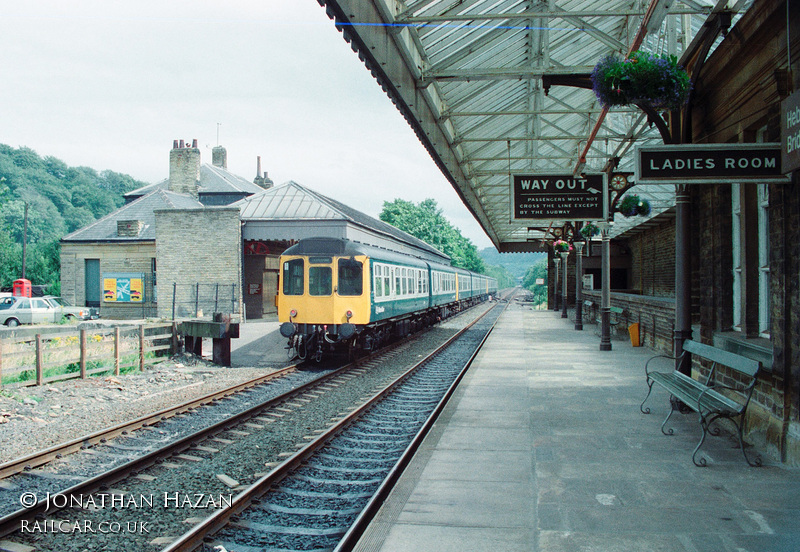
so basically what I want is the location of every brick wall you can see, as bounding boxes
[626,216,675,297]
[154,207,242,319]
[689,0,800,463]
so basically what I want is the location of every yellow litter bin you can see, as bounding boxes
[628,323,641,347]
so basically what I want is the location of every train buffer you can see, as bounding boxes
[181,314,240,366]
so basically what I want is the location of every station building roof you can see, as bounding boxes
[61,189,203,243]
[124,164,265,204]
[237,181,451,264]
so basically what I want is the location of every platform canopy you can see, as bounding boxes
[318,0,750,251]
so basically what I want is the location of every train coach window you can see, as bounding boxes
[283,259,304,296]
[338,259,362,296]
[309,266,332,296]
[373,265,383,298]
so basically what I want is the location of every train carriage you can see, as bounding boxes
[278,237,495,360]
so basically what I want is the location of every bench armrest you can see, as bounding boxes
[645,354,677,377]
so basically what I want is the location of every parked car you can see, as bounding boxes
[0,296,55,326]
[43,296,92,321]
[0,296,92,327]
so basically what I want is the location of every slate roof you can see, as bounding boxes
[236,181,446,259]
[61,189,203,243]
[124,164,264,200]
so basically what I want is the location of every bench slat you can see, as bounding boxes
[649,372,743,414]
[682,340,760,377]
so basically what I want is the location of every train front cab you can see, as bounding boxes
[278,252,371,342]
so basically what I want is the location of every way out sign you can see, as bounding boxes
[511,174,604,220]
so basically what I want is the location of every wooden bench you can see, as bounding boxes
[640,340,762,467]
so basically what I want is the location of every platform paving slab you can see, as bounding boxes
[353,301,800,552]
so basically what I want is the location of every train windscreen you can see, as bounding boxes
[338,259,363,296]
[283,259,304,296]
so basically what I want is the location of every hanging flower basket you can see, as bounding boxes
[580,223,600,239]
[553,239,572,253]
[591,51,690,111]
[618,194,651,217]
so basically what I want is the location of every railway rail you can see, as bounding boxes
[165,293,511,552]
[0,295,509,551]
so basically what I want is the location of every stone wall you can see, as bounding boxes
[154,207,242,320]
[60,242,157,319]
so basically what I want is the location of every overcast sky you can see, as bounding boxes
[0,1,494,249]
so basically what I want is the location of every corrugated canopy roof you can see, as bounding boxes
[237,181,449,259]
[319,0,752,251]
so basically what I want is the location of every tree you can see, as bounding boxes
[380,198,485,272]
[0,144,147,289]
[522,258,549,307]
[484,264,515,289]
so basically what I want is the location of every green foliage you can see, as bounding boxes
[479,248,545,281]
[591,51,690,110]
[483,264,515,289]
[0,144,147,290]
[380,198,485,273]
[522,258,549,307]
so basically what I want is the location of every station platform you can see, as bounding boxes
[353,300,800,552]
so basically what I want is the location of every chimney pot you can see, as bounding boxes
[192,139,198,148]
[179,139,185,148]
[173,140,179,149]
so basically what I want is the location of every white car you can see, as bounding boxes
[0,296,91,327]
[0,296,55,327]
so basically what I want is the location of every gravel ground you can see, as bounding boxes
[0,303,496,465]
[0,358,277,464]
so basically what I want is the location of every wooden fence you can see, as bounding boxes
[0,324,176,389]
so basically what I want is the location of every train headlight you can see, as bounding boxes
[289,309,297,320]
[346,310,353,321]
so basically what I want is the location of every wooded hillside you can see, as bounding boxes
[0,145,147,293]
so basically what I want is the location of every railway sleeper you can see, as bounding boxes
[294,472,385,486]
[271,486,375,500]
[313,452,397,466]
[230,519,347,537]
[303,462,393,475]
[258,502,363,517]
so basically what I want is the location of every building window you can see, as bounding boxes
[151,258,157,303]
[731,183,742,330]
[730,181,770,337]
[758,183,770,337]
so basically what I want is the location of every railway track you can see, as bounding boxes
[0,297,507,551]
[164,296,510,552]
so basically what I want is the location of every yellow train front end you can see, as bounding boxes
[277,240,372,361]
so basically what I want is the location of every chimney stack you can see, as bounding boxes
[212,145,228,169]
[169,139,201,198]
[254,156,274,189]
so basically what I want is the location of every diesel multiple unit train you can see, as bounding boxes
[277,237,498,361]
